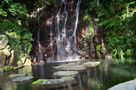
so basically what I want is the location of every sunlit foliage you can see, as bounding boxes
[86,0,136,59]
[0,0,32,56]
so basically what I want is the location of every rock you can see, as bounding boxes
[9,74,26,78]
[18,66,32,76]
[54,63,86,71]
[32,77,75,89]
[9,73,33,82]
[82,61,101,68]
[53,71,78,77]
[12,76,33,82]
[23,59,32,66]
[0,34,8,50]
[9,49,14,65]
[1,45,11,56]
[17,61,23,67]
[108,79,136,90]
[61,65,86,71]
[60,76,75,82]
[54,62,76,69]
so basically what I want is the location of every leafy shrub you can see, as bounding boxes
[86,0,136,59]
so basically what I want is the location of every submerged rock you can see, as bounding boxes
[61,76,75,82]
[9,73,33,82]
[54,62,76,69]
[54,62,86,71]
[61,65,86,71]
[82,61,101,68]
[32,76,74,89]
[9,74,26,78]
[53,71,78,77]
[108,79,136,90]
[12,76,33,82]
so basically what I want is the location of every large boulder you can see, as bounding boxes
[108,79,136,90]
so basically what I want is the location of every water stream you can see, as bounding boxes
[48,0,81,61]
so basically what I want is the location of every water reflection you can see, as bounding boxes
[0,59,136,90]
[0,75,17,90]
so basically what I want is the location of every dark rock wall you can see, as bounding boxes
[29,0,107,62]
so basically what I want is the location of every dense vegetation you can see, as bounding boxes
[0,0,32,66]
[86,0,136,59]
[0,0,57,68]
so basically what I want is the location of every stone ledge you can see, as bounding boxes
[108,79,136,90]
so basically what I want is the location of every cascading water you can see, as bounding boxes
[37,29,44,63]
[48,0,81,62]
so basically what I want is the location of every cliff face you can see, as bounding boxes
[29,0,107,63]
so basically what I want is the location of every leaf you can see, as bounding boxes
[4,0,11,4]
[0,8,7,16]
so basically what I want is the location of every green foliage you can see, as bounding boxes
[32,79,43,85]
[86,0,136,59]
[83,13,95,40]
[36,0,56,7]
[0,20,32,54]
[0,8,7,16]
[0,0,32,66]
[14,0,57,12]
[9,3,27,17]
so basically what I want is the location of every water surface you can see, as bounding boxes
[0,59,136,90]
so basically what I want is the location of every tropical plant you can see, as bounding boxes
[0,0,32,66]
[86,0,136,59]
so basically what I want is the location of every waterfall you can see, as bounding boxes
[72,0,81,51]
[37,29,44,62]
[47,0,81,62]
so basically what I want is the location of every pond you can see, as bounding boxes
[0,59,136,90]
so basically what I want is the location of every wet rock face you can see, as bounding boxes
[0,34,8,50]
[29,0,107,61]
[29,0,88,61]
